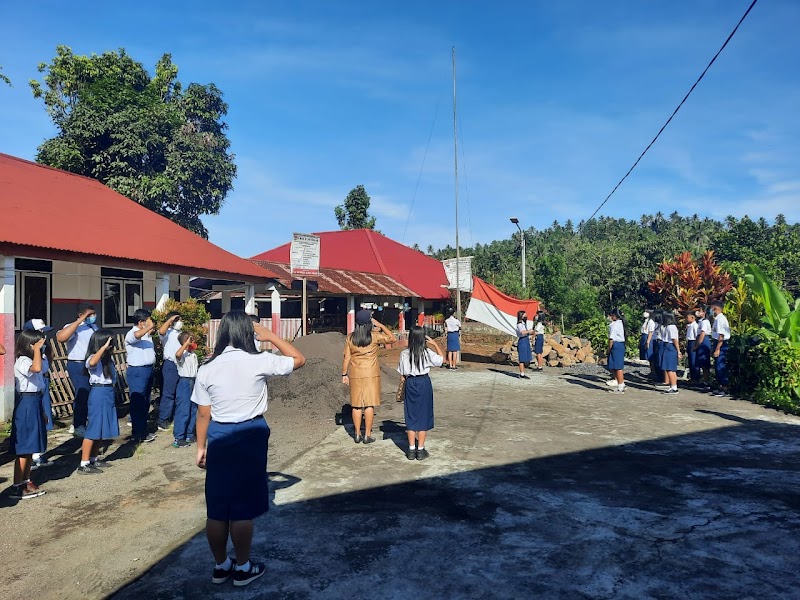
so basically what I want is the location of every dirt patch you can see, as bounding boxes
[269,357,349,416]
[292,331,348,365]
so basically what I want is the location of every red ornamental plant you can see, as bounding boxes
[649,251,733,315]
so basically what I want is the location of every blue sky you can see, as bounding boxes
[2,1,798,257]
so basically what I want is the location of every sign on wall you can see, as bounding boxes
[290,233,321,276]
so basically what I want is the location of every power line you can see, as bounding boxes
[581,0,759,230]
[401,95,442,244]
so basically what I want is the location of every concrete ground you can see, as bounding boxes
[112,367,800,600]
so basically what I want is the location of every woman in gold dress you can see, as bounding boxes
[342,310,395,444]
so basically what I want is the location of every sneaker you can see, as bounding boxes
[712,390,729,397]
[654,382,670,388]
[31,456,54,471]
[662,388,679,395]
[68,424,75,434]
[10,483,45,500]
[172,439,190,448]
[416,448,430,461]
[363,436,376,444]
[605,379,618,387]
[233,561,266,587]
[157,421,171,431]
[73,425,86,438]
[91,459,112,468]
[406,448,417,460]
[137,433,158,443]
[185,437,196,444]
[609,388,625,394]
[211,558,237,584]
[76,464,104,475]
[354,435,362,444]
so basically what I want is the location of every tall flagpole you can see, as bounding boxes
[453,46,461,321]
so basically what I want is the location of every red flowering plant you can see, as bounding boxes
[648,251,733,319]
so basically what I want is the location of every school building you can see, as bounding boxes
[250,229,451,332]
[0,153,276,422]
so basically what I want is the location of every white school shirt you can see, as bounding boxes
[698,318,712,340]
[14,357,45,393]
[662,324,679,344]
[686,321,698,341]
[608,320,625,342]
[445,316,461,333]
[85,357,115,385]
[534,322,545,336]
[641,319,656,335]
[397,348,444,376]
[516,321,530,338]
[654,325,664,342]
[161,328,182,363]
[125,326,156,367]
[176,350,199,378]
[62,323,98,360]
[712,313,731,341]
[192,346,294,423]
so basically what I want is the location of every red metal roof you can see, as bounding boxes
[252,260,415,296]
[0,153,275,281]
[252,230,449,299]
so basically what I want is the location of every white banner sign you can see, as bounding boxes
[290,233,321,276]
[442,256,473,292]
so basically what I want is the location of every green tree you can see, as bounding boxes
[335,185,376,230]
[30,46,235,238]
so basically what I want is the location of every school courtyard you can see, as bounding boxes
[2,352,799,600]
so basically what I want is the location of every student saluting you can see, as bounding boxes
[125,309,158,443]
[56,303,98,437]
[192,310,305,587]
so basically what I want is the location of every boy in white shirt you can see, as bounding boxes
[173,332,200,447]
[710,300,731,397]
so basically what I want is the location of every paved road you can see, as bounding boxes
[113,368,800,599]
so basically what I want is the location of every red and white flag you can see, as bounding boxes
[465,276,541,336]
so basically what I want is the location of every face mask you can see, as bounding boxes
[173,320,184,331]
[643,312,650,318]
[85,315,97,325]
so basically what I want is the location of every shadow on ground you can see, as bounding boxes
[111,412,800,599]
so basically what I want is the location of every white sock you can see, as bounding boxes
[80,460,90,467]
[418,445,425,450]
[32,453,41,461]
[216,557,232,570]
[235,560,251,572]
[671,386,678,391]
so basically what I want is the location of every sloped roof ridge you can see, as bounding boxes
[0,153,110,188]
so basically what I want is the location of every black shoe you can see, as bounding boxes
[416,448,430,460]
[76,464,104,475]
[91,459,112,468]
[406,448,417,460]
[363,436,376,444]
[233,561,266,587]
[354,435,363,444]
[137,433,157,443]
[211,558,236,584]
[157,421,171,431]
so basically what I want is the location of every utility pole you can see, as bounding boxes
[452,46,461,320]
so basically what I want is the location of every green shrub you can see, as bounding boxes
[572,315,638,357]
[751,337,800,413]
[727,330,760,397]
[151,298,211,361]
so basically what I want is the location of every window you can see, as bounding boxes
[14,270,52,329]
[102,278,143,327]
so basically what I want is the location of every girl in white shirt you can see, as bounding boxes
[533,312,546,370]
[606,308,626,393]
[10,330,48,499]
[685,312,700,383]
[516,311,534,379]
[76,330,119,474]
[192,310,305,587]
[659,313,681,394]
[397,327,444,460]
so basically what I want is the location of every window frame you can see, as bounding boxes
[15,270,52,330]
[101,277,144,328]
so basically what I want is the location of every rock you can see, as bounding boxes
[580,338,589,346]
[565,337,580,350]
[560,356,575,367]
[491,351,509,364]
[551,333,562,345]
[541,344,552,357]
[548,350,558,361]
[547,359,560,367]
[583,355,596,364]
[598,357,607,366]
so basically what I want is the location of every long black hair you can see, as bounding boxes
[516,310,527,324]
[85,329,115,380]
[205,310,257,363]
[351,322,373,348]
[407,326,428,372]
[662,312,678,328]
[15,329,42,360]
[609,307,627,341]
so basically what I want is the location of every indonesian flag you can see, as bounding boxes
[465,276,541,336]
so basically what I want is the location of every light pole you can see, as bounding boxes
[510,218,525,290]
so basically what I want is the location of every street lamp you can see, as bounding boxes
[510,218,526,289]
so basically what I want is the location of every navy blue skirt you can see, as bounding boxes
[696,339,711,369]
[446,331,461,352]
[660,343,678,372]
[518,336,533,364]
[534,334,545,355]
[404,374,434,431]
[206,417,270,521]
[11,392,47,455]
[85,386,120,441]
[639,334,654,361]
[607,341,625,371]
[43,381,54,433]
[715,341,729,385]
